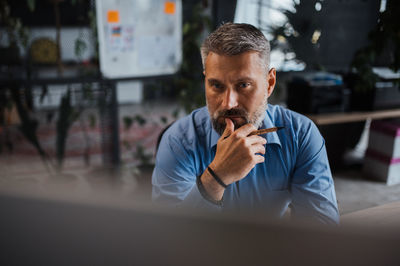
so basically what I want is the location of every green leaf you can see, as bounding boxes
[46,111,54,124]
[27,0,35,12]
[123,116,133,129]
[134,115,146,126]
[82,83,94,101]
[183,23,191,35]
[9,87,47,160]
[160,116,168,124]
[6,100,13,111]
[172,108,179,119]
[74,38,87,59]
[56,89,80,169]
[134,144,152,167]
[88,113,96,128]
[122,140,131,149]
[40,85,48,104]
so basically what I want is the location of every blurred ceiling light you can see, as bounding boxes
[315,2,322,11]
[277,35,287,43]
[311,30,321,44]
[285,52,296,60]
[379,0,387,12]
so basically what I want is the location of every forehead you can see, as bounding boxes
[204,51,265,79]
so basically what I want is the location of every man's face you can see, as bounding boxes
[204,51,276,135]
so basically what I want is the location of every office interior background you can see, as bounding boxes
[1,0,400,265]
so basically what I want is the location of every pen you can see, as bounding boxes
[223,126,284,139]
[248,126,284,136]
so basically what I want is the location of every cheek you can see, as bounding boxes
[206,91,218,112]
[244,89,266,112]
[206,90,221,107]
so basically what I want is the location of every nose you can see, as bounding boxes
[221,89,239,109]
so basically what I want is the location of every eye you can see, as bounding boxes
[238,82,250,90]
[211,82,224,91]
[213,83,222,89]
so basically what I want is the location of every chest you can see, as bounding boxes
[197,144,292,193]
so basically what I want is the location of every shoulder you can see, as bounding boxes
[267,104,321,148]
[162,106,210,146]
[267,104,315,132]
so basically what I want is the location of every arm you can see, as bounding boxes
[290,121,340,225]
[152,118,266,207]
[152,132,218,209]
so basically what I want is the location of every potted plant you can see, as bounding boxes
[349,0,400,111]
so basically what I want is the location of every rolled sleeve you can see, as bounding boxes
[290,122,340,225]
[152,133,221,211]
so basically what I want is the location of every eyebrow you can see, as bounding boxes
[235,77,254,83]
[207,78,221,85]
[207,77,255,84]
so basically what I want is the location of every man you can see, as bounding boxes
[152,22,339,224]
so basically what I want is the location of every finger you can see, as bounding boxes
[254,154,265,164]
[246,135,267,145]
[235,123,257,138]
[222,118,234,139]
[252,144,266,155]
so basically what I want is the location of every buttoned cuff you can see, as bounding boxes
[181,181,223,211]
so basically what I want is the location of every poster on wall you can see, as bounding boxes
[96,0,182,78]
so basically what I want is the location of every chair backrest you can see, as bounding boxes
[155,121,175,156]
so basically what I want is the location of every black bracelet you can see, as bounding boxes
[207,167,228,188]
[196,175,223,206]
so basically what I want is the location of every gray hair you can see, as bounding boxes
[200,22,271,71]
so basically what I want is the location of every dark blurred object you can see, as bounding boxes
[287,72,364,168]
[169,1,211,112]
[287,72,350,114]
[350,0,400,101]
[0,46,21,66]
[345,68,400,111]
[212,0,236,28]
[1,190,400,266]
[8,0,90,26]
[318,0,380,71]
[270,0,379,71]
[319,122,366,169]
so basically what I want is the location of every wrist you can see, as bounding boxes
[208,161,232,186]
[196,175,223,206]
[207,166,228,188]
[200,169,225,201]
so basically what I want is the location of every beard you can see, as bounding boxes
[211,108,250,135]
[208,93,269,136]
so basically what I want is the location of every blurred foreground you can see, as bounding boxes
[1,173,400,266]
[2,100,400,265]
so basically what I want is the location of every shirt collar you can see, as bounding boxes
[210,109,282,149]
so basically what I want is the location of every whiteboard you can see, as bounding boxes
[96,0,182,78]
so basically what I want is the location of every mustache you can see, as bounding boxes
[211,108,250,135]
[217,108,248,118]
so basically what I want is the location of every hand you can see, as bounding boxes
[209,118,267,186]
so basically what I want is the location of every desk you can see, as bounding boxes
[307,108,400,125]
[305,109,400,166]
[341,201,400,229]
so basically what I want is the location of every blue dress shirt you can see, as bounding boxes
[152,104,340,224]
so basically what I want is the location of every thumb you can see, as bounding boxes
[222,118,234,138]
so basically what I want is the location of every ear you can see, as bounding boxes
[203,70,205,76]
[266,68,276,97]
